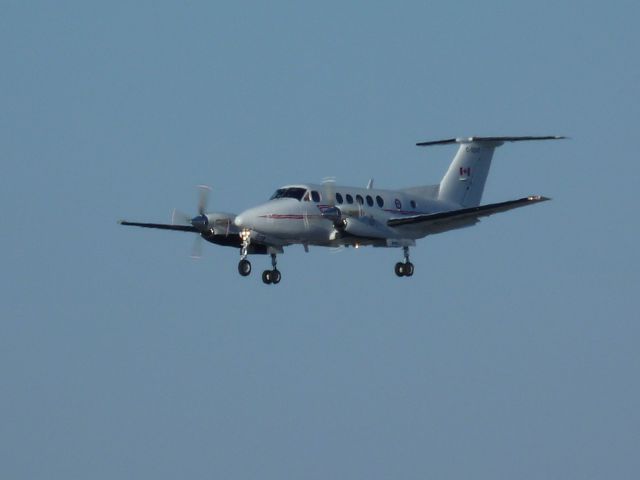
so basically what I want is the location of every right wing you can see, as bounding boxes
[387,196,550,234]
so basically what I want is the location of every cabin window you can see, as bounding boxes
[311,190,321,203]
[376,195,384,208]
[356,194,364,205]
[336,193,344,204]
[270,187,307,201]
[394,198,402,209]
[366,195,374,207]
[410,200,417,209]
[346,194,354,204]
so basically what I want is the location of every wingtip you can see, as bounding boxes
[527,195,552,202]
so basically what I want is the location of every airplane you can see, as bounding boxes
[120,135,564,285]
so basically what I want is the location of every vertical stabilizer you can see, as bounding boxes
[438,142,495,207]
[416,136,565,208]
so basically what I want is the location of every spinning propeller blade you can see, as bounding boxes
[320,177,342,225]
[171,184,214,258]
[171,208,192,226]
[197,184,211,216]
[322,177,336,207]
[191,235,203,259]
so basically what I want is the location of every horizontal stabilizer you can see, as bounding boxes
[119,220,198,232]
[416,136,565,147]
[388,196,550,228]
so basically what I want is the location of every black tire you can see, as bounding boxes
[262,270,272,284]
[405,262,414,277]
[238,259,252,276]
[394,262,405,277]
[271,269,281,284]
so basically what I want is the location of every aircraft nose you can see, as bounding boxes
[234,207,258,228]
[234,204,270,230]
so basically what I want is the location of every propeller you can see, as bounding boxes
[171,208,191,225]
[321,177,352,244]
[170,185,213,259]
[197,184,210,216]
[321,177,365,228]
[323,176,336,206]
[320,177,342,225]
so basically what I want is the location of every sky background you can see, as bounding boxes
[1,1,639,478]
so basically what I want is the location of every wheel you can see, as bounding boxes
[394,262,405,277]
[238,259,252,276]
[405,262,414,277]
[271,269,281,284]
[262,270,272,284]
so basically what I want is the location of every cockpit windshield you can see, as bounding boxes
[269,187,307,201]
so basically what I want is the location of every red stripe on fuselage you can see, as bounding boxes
[260,214,323,220]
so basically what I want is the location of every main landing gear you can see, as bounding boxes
[238,254,281,284]
[395,246,415,277]
[261,254,281,285]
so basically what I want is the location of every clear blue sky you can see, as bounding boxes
[2,1,639,478]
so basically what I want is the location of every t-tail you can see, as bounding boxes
[416,136,565,207]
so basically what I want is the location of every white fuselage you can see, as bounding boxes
[234,183,456,247]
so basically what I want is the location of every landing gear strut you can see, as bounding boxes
[238,229,252,277]
[395,246,414,277]
[262,253,281,285]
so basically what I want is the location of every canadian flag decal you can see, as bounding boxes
[459,167,471,176]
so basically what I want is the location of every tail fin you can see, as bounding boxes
[416,136,564,207]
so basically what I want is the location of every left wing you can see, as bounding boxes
[118,220,283,254]
[118,221,198,232]
[387,196,549,232]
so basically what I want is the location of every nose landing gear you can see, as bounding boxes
[262,253,281,285]
[238,258,252,276]
[238,229,252,277]
[395,246,415,277]
[237,230,282,284]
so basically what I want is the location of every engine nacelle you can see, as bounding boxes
[320,206,342,223]
[205,212,237,235]
[342,216,395,239]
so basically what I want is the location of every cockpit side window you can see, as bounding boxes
[311,190,321,202]
[270,189,285,200]
[269,187,307,201]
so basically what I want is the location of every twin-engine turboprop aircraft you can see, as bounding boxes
[120,135,563,284]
